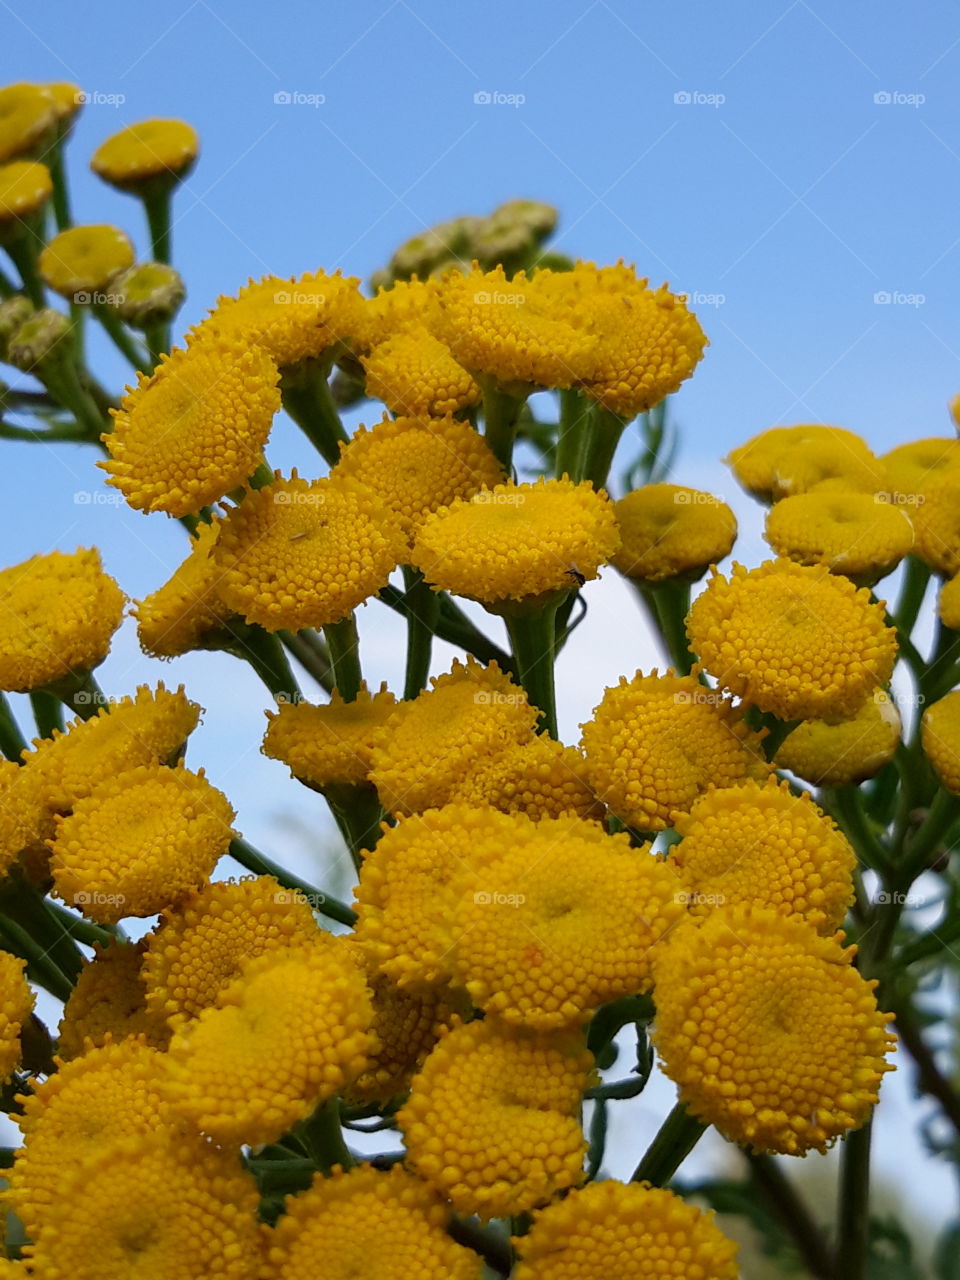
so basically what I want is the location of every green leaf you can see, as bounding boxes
[934,1221,960,1279]
[866,1215,923,1280]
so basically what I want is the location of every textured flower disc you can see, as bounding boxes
[921,691,960,794]
[0,159,52,222]
[686,560,898,721]
[412,477,620,605]
[142,874,320,1024]
[447,735,603,821]
[0,548,124,694]
[451,819,685,1027]
[212,472,405,631]
[262,685,397,789]
[332,414,503,539]
[90,118,198,187]
[398,1017,593,1219]
[652,907,896,1154]
[368,658,539,815]
[728,425,885,501]
[164,942,375,1146]
[50,761,235,923]
[0,949,32,1083]
[0,83,57,162]
[941,571,960,630]
[0,758,50,874]
[764,490,914,582]
[911,475,960,577]
[611,483,737,581]
[58,940,171,1060]
[362,326,483,418]
[358,278,445,349]
[38,223,135,296]
[102,336,281,516]
[261,1164,483,1280]
[580,670,769,831]
[881,437,960,499]
[513,1180,739,1279]
[135,519,235,658]
[775,689,901,788]
[670,778,855,933]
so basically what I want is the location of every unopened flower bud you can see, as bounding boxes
[7,308,71,372]
[0,294,33,361]
[110,261,185,328]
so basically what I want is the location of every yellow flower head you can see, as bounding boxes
[398,1017,592,1218]
[22,1132,261,1280]
[538,263,708,417]
[332,414,504,540]
[102,337,281,517]
[775,689,902,787]
[359,278,444,348]
[881,437,960,499]
[135,520,234,658]
[432,264,597,389]
[58,941,171,1060]
[44,82,83,127]
[580,670,769,832]
[911,475,960,576]
[451,819,684,1027]
[262,686,398,790]
[352,804,522,987]
[362,326,483,418]
[191,270,365,367]
[513,1180,739,1280]
[212,472,404,631]
[671,778,855,933]
[90,118,199,190]
[921,691,960,794]
[0,160,52,225]
[0,83,57,162]
[25,683,201,817]
[0,950,32,1083]
[0,548,124,693]
[368,658,539,815]
[0,759,49,874]
[164,941,375,1145]
[8,1038,169,1237]
[764,490,914,583]
[686,560,898,721]
[728,425,884,501]
[652,907,895,1154]
[261,1164,483,1280]
[38,224,135,297]
[448,736,603,821]
[50,761,235,923]
[141,875,320,1025]
[412,477,620,605]
[611,483,737,582]
[941,571,960,630]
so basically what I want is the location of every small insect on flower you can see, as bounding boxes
[566,564,586,587]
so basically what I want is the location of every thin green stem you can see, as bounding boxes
[47,140,72,231]
[228,837,356,927]
[29,690,64,739]
[401,566,439,700]
[0,876,84,982]
[324,615,363,702]
[760,714,800,761]
[278,629,334,694]
[893,556,931,642]
[0,694,27,761]
[378,586,514,673]
[447,1218,512,1278]
[280,359,349,466]
[45,902,121,948]
[43,669,106,721]
[504,600,562,738]
[218,624,302,705]
[4,237,45,307]
[630,1100,706,1186]
[299,1098,353,1174]
[143,317,170,367]
[481,380,527,471]
[324,783,384,872]
[825,786,891,875]
[902,788,960,880]
[143,188,173,264]
[893,999,960,1137]
[555,388,591,480]
[0,916,73,1003]
[747,1153,834,1280]
[578,402,627,490]
[631,580,695,674]
[92,304,151,373]
[837,1121,872,1280]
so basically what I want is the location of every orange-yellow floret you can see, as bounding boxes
[764,490,914,582]
[262,686,397,789]
[101,337,281,517]
[921,691,960,794]
[513,1180,739,1280]
[728,425,885,501]
[58,941,171,1059]
[398,1017,592,1218]
[447,736,602,821]
[652,907,896,1154]
[686,560,898,720]
[50,761,235,923]
[911,476,960,576]
[362,326,483,418]
[0,548,124,693]
[90,118,198,189]
[0,950,32,1082]
[135,520,234,658]
[775,690,902,787]
[580,670,769,831]
[612,484,736,581]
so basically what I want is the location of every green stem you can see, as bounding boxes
[630,1100,706,1186]
[280,359,349,466]
[894,556,931,642]
[143,317,170,367]
[447,1218,512,1277]
[218,624,302,705]
[29,690,64,739]
[47,140,72,231]
[555,388,591,480]
[0,917,73,1003]
[324,783,384,872]
[401,566,439,700]
[481,380,527,471]
[902,788,960,879]
[836,1121,872,1280]
[228,837,356,927]
[632,580,695,674]
[43,669,106,721]
[92,304,151,373]
[747,1153,834,1280]
[0,875,84,982]
[893,999,960,1136]
[142,187,173,264]
[825,786,891,875]
[299,1098,353,1174]
[4,237,45,307]
[0,694,27,761]
[578,402,628,490]
[45,902,121,948]
[41,352,107,441]
[504,600,562,738]
[278,629,334,694]
[760,714,800,762]
[378,586,514,673]
[324,615,363,702]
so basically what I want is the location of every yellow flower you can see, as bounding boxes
[262,686,397,789]
[368,659,539,815]
[90,118,199,190]
[101,337,281,517]
[881,437,960,499]
[163,941,375,1145]
[212,472,405,630]
[513,1180,739,1280]
[611,484,737,581]
[0,548,124,693]
[0,84,57,162]
[22,1131,261,1279]
[910,475,960,576]
[0,949,32,1082]
[412,477,620,605]
[50,761,235,923]
[652,907,895,1154]
[580,670,768,832]
[398,1017,592,1219]
[38,224,135,297]
[686,560,898,721]
[941,572,960,630]
[362,326,483,418]
[432,264,597,389]
[728,425,885,501]
[764,490,914,582]
[141,875,320,1025]
[450,819,684,1028]
[775,689,902,787]
[332,414,503,540]
[58,941,171,1059]
[0,160,52,226]
[0,759,49,874]
[921,691,960,794]
[447,736,603,821]
[8,1038,170,1236]
[135,520,235,658]
[359,278,444,347]
[43,82,83,127]
[261,1164,483,1280]
[671,778,855,933]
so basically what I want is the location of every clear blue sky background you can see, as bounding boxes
[4,0,960,1247]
